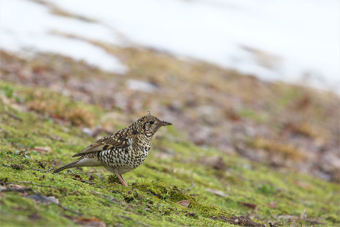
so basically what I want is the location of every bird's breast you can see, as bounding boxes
[99,145,150,171]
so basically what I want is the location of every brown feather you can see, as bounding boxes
[72,131,132,157]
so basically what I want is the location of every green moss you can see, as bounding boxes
[1,84,14,98]
[0,194,76,226]
[0,81,339,227]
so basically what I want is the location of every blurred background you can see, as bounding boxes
[1,0,339,183]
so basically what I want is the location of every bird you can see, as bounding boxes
[53,112,172,187]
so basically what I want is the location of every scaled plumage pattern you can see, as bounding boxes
[53,112,172,186]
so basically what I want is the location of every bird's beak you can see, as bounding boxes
[161,121,172,126]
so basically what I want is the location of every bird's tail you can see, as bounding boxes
[53,160,80,173]
[53,157,102,173]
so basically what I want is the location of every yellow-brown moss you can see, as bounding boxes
[251,138,305,161]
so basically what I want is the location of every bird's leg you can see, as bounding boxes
[113,170,128,187]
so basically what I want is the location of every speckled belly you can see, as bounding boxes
[98,147,150,174]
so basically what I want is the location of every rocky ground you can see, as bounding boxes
[0,48,339,226]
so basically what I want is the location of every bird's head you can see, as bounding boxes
[135,112,172,137]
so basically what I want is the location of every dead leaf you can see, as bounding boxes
[32,146,52,154]
[206,188,229,198]
[238,201,257,210]
[177,200,190,208]
[75,217,106,227]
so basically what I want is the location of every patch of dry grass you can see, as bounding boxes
[251,138,305,162]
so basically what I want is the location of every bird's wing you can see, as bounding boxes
[72,129,132,157]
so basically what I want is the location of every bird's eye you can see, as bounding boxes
[149,121,154,124]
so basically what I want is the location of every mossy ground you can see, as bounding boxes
[0,80,339,227]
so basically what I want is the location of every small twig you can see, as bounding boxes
[102,195,120,205]
[1,185,82,216]
[46,135,64,142]
[0,187,33,193]
[53,200,83,216]
[72,171,98,175]
[5,112,23,122]
[305,219,327,225]
[31,168,53,173]
[34,194,83,216]
[66,169,76,175]
[136,221,152,227]
[5,181,57,188]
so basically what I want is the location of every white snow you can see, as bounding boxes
[0,0,127,74]
[127,79,158,93]
[1,0,339,91]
